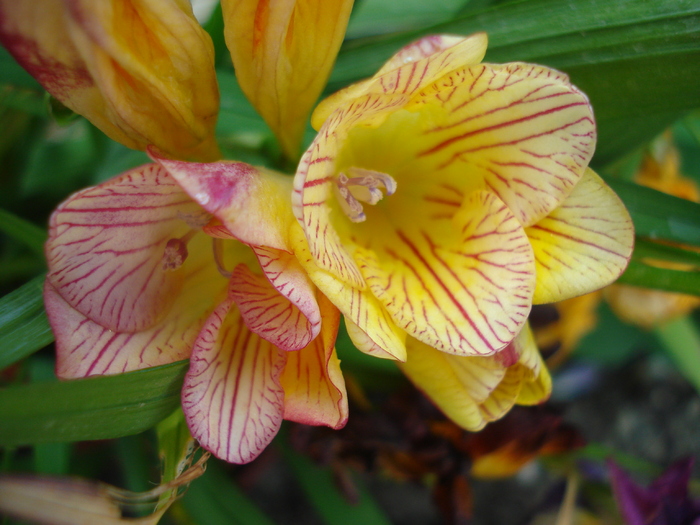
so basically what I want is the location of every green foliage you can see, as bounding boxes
[0,361,187,446]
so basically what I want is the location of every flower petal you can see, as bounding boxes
[222,0,353,158]
[375,62,595,227]
[357,190,535,356]
[46,163,209,333]
[400,338,508,431]
[311,33,488,129]
[280,292,348,429]
[47,231,226,378]
[182,282,287,464]
[253,245,322,341]
[151,152,296,252]
[0,0,219,160]
[510,323,552,405]
[229,259,319,351]
[527,168,634,303]
[291,222,407,361]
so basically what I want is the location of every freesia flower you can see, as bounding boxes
[292,33,634,430]
[0,0,354,162]
[0,0,220,161]
[44,152,348,463]
[224,0,354,159]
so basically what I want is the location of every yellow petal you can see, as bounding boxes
[400,323,550,431]
[356,190,535,356]
[311,33,488,129]
[527,168,634,303]
[0,0,220,161]
[182,281,287,464]
[281,292,348,429]
[399,338,507,431]
[362,62,595,227]
[223,0,353,159]
[511,323,552,405]
[290,221,407,361]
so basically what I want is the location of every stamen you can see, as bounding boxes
[162,230,197,270]
[212,238,232,278]
[335,167,397,223]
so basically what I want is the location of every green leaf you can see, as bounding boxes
[617,259,700,296]
[216,70,270,140]
[0,360,187,446]
[331,0,700,163]
[181,459,275,525]
[0,275,53,370]
[603,177,700,247]
[0,207,47,256]
[655,316,700,395]
[633,238,700,267]
[280,431,392,525]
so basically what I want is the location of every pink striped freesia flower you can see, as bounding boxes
[44,150,347,464]
[292,33,634,430]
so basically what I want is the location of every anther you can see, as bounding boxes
[334,167,397,223]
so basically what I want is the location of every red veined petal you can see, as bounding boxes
[280,292,348,429]
[182,282,286,464]
[46,163,208,332]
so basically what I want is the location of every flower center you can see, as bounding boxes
[334,167,397,223]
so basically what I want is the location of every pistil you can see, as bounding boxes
[334,167,397,222]
[162,229,197,271]
[212,238,232,278]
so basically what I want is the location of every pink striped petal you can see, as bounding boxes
[280,293,348,429]
[357,191,535,357]
[151,151,296,251]
[228,261,318,352]
[46,164,208,332]
[47,231,226,378]
[182,282,286,464]
[252,246,322,346]
[291,224,406,361]
[527,168,634,303]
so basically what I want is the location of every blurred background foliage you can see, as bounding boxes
[1,0,700,523]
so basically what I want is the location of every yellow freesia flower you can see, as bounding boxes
[0,0,220,161]
[44,153,347,464]
[224,0,354,159]
[292,33,634,430]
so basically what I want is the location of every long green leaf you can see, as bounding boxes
[0,275,53,370]
[0,207,47,256]
[617,259,700,296]
[655,316,700,395]
[331,0,700,163]
[604,177,700,246]
[0,361,187,446]
[633,238,700,267]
